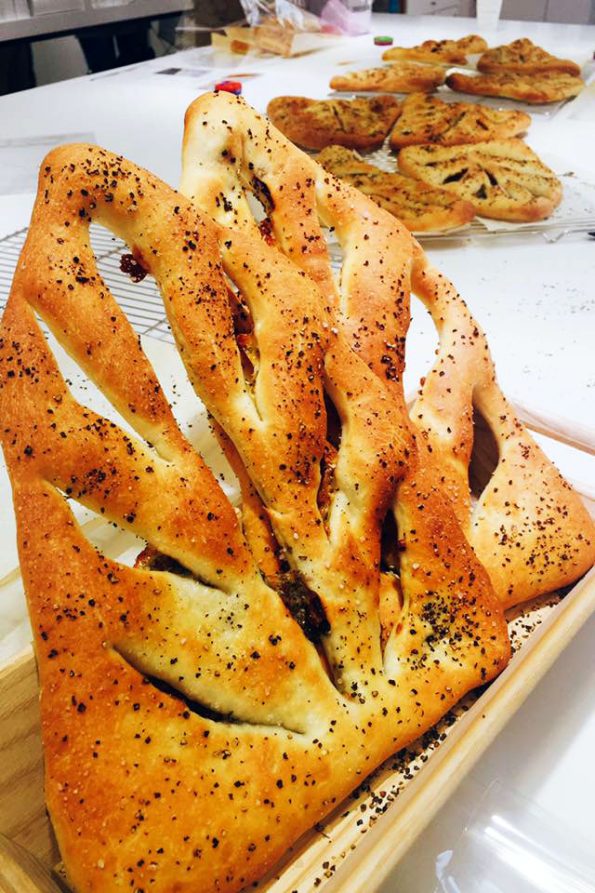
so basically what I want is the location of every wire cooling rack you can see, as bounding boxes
[349,139,595,243]
[0,225,175,343]
[2,181,594,325]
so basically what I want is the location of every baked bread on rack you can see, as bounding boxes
[446,69,585,104]
[316,144,476,232]
[477,38,581,76]
[408,242,595,606]
[1,136,511,893]
[398,139,563,222]
[330,61,445,93]
[388,92,531,150]
[382,34,487,65]
[266,94,402,149]
[181,92,592,609]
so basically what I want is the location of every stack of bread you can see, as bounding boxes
[0,92,592,893]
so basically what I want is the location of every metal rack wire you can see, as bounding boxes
[2,191,593,329]
[0,224,175,343]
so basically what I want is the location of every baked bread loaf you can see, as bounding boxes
[398,139,562,222]
[2,137,511,893]
[266,94,401,150]
[477,38,581,76]
[389,93,531,150]
[383,34,487,65]
[181,92,593,609]
[330,61,445,93]
[408,242,595,606]
[446,69,584,104]
[316,144,476,232]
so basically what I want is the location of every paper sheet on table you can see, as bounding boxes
[91,63,262,92]
[0,133,95,196]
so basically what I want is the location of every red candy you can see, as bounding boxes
[215,80,242,95]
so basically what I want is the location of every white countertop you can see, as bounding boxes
[0,13,594,891]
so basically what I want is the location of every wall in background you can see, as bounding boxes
[404,0,595,20]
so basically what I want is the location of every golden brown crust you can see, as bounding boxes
[477,38,582,76]
[316,145,476,232]
[181,93,593,611]
[389,92,531,150]
[398,139,562,222]
[330,61,445,93]
[266,94,402,150]
[2,134,511,893]
[409,245,595,607]
[446,69,584,104]
[382,34,487,65]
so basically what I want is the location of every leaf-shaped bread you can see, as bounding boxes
[446,69,584,104]
[1,138,510,892]
[382,34,487,65]
[477,38,581,76]
[266,94,402,150]
[316,144,475,232]
[330,61,445,93]
[398,139,562,221]
[389,92,531,150]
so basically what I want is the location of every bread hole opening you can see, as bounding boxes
[81,225,231,468]
[324,392,342,451]
[380,507,401,578]
[133,543,224,591]
[87,224,165,343]
[316,392,342,531]
[379,508,405,647]
[402,293,442,402]
[112,645,243,726]
[442,167,468,184]
[469,403,500,500]
[50,498,146,570]
[113,645,307,734]
[250,176,275,214]
[90,224,239,495]
[135,544,196,578]
[267,561,331,646]
[226,283,260,392]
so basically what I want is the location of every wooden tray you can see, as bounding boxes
[0,413,593,892]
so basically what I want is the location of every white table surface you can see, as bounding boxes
[0,13,594,892]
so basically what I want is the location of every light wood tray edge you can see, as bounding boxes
[324,565,595,893]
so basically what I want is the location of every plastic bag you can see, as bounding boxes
[238,0,373,36]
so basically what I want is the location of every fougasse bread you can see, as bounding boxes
[330,60,445,93]
[389,92,531,150]
[1,92,593,893]
[382,34,487,65]
[1,139,511,893]
[398,138,563,222]
[316,144,476,232]
[181,92,593,608]
[446,69,584,104]
[477,38,582,76]
[408,241,595,606]
[266,93,402,150]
